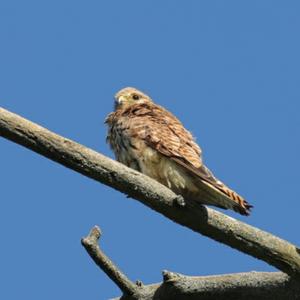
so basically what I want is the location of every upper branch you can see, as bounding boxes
[1,107,300,277]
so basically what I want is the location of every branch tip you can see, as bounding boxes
[82,226,138,296]
[81,226,102,248]
[89,225,102,240]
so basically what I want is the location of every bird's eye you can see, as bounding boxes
[132,94,140,100]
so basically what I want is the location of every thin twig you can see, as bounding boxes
[81,226,138,296]
[1,107,300,277]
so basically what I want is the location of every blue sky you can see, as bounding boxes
[1,1,299,299]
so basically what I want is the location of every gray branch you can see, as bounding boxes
[1,106,300,280]
[112,272,300,300]
[81,226,138,296]
[82,226,300,300]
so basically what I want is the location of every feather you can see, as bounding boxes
[106,88,252,215]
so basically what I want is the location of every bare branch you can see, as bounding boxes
[82,226,300,300]
[81,226,137,296]
[1,107,300,277]
[113,271,300,300]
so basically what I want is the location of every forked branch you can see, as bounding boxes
[82,226,300,300]
[81,226,138,296]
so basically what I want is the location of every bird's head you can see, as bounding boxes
[114,87,152,110]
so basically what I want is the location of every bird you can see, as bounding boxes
[105,87,252,215]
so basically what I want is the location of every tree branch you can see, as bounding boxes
[82,226,300,300]
[81,226,138,296]
[1,107,300,278]
[112,272,300,300]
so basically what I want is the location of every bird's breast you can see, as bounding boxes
[107,118,198,195]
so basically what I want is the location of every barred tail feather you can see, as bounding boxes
[168,158,253,215]
[218,185,253,216]
[194,179,253,216]
[192,164,253,215]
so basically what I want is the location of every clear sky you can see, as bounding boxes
[1,1,299,299]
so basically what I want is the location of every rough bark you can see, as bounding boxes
[113,272,300,300]
[151,271,299,300]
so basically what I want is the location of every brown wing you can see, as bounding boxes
[124,102,252,215]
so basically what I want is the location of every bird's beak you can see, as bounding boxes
[115,95,126,105]
[114,95,126,110]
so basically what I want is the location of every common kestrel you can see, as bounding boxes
[105,87,252,215]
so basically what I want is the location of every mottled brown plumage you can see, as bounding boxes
[105,87,252,215]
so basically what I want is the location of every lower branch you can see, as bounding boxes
[81,226,138,296]
[82,226,300,300]
[113,272,300,300]
[82,226,162,300]
[1,107,300,278]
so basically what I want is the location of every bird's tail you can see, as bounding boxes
[214,183,252,215]
[171,158,253,215]
[198,179,253,216]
